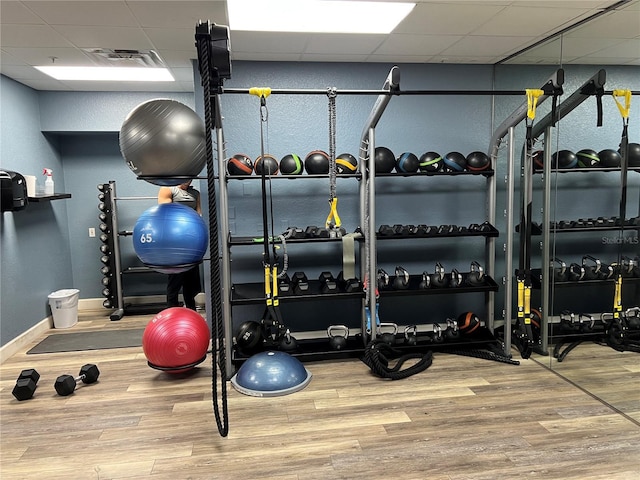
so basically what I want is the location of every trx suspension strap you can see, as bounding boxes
[326,87,342,237]
[194,21,231,437]
[606,90,632,351]
[514,89,544,359]
[250,88,288,345]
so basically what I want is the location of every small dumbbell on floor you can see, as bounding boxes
[12,369,40,401]
[54,364,100,396]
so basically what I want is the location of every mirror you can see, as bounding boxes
[495,0,639,420]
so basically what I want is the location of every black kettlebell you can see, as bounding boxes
[419,271,431,289]
[431,323,444,343]
[404,325,418,345]
[581,255,602,280]
[560,311,580,333]
[327,325,349,350]
[579,313,595,333]
[625,307,640,329]
[465,260,484,286]
[393,266,410,290]
[450,268,462,288]
[552,257,568,282]
[278,329,298,351]
[430,262,449,288]
[378,323,397,345]
[567,263,585,281]
[377,268,390,290]
[445,318,460,340]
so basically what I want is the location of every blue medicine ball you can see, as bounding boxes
[133,203,208,273]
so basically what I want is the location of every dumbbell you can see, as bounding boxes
[54,364,100,396]
[393,224,411,236]
[378,224,394,236]
[319,271,338,293]
[291,271,309,294]
[288,227,306,239]
[12,369,40,401]
[336,271,362,292]
[278,272,291,293]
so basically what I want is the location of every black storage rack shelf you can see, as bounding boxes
[378,275,499,297]
[377,223,499,239]
[231,328,504,366]
[374,169,495,178]
[229,234,357,246]
[534,166,640,174]
[231,280,364,305]
[28,193,72,202]
[530,269,640,289]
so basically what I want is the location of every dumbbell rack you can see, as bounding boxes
[519,71,640,355]
[97,181,168,321]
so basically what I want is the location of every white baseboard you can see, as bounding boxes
[78,295,167,311]
[0,316,52,364]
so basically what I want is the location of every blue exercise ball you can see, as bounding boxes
[231,351,312,397]
[120,99,206,186]
[133,203,208,273]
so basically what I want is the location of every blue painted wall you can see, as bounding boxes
[1,61,638,346]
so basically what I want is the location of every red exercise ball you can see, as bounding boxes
[142,307,210,373]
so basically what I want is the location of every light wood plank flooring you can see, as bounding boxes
[1,310,639,480]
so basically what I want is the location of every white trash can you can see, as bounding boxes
[48,289,80,329]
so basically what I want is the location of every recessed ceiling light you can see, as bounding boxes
[34,66,174,82]
[228,0,416,34]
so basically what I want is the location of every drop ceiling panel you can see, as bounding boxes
[471,6,591,36]
[441,35,535,57]
[20,1,139,27]
[51,25,154,50]
[304,34,385,55]
[126,0,227,28]
[374,34,464,56]
[394,2,505,35]
[0,24,73,48]
[143,27,197,50]
[1,46,93,66]
[0,0,46,23]
[230,32,310,54]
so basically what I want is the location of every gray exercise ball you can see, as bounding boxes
[119,99,207,186]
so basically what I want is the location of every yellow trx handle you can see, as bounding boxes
[613,275,623,319]
[264,266,272,306]
[612,89,631,120]
[272,266,279,307]
[526,89,544,121]
[517,279,525,320]
[249,87,272,99]
[524,285,531,325]
[325,197,342,230]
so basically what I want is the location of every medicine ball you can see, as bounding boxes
[280,154,304,175]
[254,154,279,175]
[227,153,253,176]
[396,152,419,173]
[576,149,599,168]
[336,153,358,174]
[443,151,467,172]
[305,150,330,174]
[466,151,491,172]
[235,320,263,352]
[533,150,544,170]
[120,99,206,186]
[419,151,443,172]
[374,146,396,174]
[551,150,577,169]
[598,149,621,168]
[620,142,640,167]
[457,312,481,336]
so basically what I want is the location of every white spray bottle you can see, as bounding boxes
[43,168,54,195]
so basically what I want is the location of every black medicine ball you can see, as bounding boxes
[419,151,443,172]
[374,146,396,174]
[466,151,491,172]
[552,150,577,169]
[443,151,467,172]
[235,321,263,351]
[227,153,253,176]
[305,150,330,174]
[598,149,621,168]
[336,153,358,174]
[533,150,544,170]
[280,154,304,175]
[620,142,640,167]
[254,154,279,175]
[457,312,481,336]
[576,149,600,168]
[396,152,419,173]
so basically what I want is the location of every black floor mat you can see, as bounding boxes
[27,328,145,354]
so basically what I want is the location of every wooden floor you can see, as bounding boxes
[1,310,639,480]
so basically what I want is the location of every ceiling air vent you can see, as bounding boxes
[83,49,166,68]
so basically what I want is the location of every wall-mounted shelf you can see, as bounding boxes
[28,193,71,202]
